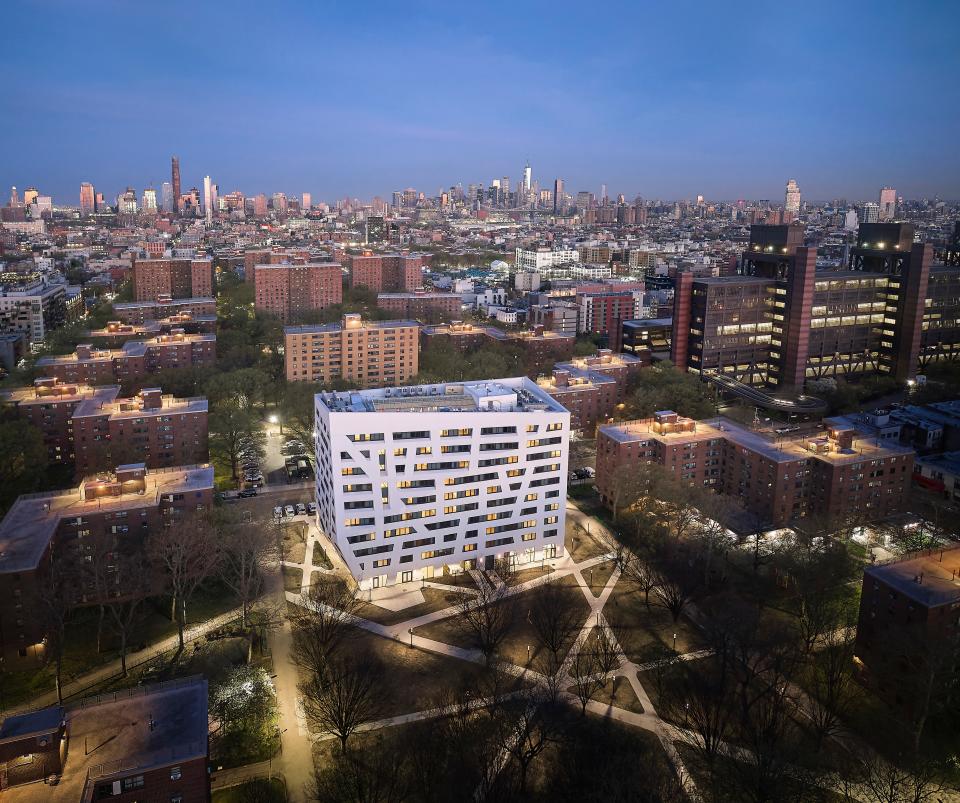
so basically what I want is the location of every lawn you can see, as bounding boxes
[582,559,618,596]
[566,520,610,562]
[282,565,303,593]
[352,586,464,627]
[281,522,307,564]
[323,624,522,720]
[604,575,703,664]
[587,673,645,714]
[412,573,590,674]
[311,543,333,569]
[504,564,554,587]
[213,778,286,803]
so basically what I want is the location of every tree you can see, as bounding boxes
[0,418,48,515]
[91,543,154,677]
[569,638,605,715]
[148,514,220,651]
[454,580,517,667]
[278,380,322,447]
[614,544,659,608]
[218,515,274,629]
[528,578,582,669]
[300,653,384,752]
[209,396,265,486]
[35,560,73,704]
[652,564,696,624]
[806,626,856,749]
[290,578,364,673]
[621,361,715,421]
[493,688,557,795]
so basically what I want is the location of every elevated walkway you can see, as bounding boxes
[703,371,829,416]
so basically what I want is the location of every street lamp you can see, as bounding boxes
[408,628,413,648]
[526,644,531,662]
[673,632,677,652]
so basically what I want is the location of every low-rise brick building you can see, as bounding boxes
[0,463,214,662]
[596,412,915,529]
[422,322,576,363]
[0,676,209,801]
[376,291,463,322]
[35,332,216,385]
[112,295,217,325]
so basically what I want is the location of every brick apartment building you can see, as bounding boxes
[254,262,343,322]
[0,676,209,801]
[243,246,314,280]
[535,350,647,433]
[376,291,463,321]
[854,546,960,712]
[576,288,646,337]
[132,257,214,301]
[0,463,214,662]
[670,223,953,390]
[422,322,576,363]
[346,251,423,292]
[2,380,208,476]
[285,314,420,386]
[113,295,217,325]
[36,331,216,386]
[85,313,217,346]
[596,411,915,529]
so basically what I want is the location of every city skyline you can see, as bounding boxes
[2,2,959,201]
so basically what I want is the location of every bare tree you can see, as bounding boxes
[528,578,581,668]
[569,638,604,715]
[290,577,363,674]
[103,551,154,677]
[148,514,221,652]
[454,580,517,667]
[593,623,623,685]
[493,688,557,795]
[35,560,73,704]
[300,653,384,753]
[835,753,944,803]
[614,543,659,607]
[807,626,856,748]
[218,518,274,629]
[652,565,696,624]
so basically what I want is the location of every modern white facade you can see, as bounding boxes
[314,377,570,590]
[784,179,801,214]
[514,247,580,272]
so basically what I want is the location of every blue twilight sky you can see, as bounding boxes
[2,0,959,205]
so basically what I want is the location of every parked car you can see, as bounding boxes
[238,488,258,498]
[296,503,307,516]
[306,502,317,515]
[582,466,596,478]
[284,505,296,517]
[273,506,284,521]
[244,472,264,483]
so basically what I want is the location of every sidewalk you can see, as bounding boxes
[4,602,248,716]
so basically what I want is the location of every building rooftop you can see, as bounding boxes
[915,450,960,474]
[254,260,340,269]
[318,376,567,415]
[1,380,120,407]
[600,414,914,465]
[1,677,208,803]
[0,464,214,574]
[72,392,207,420]
[284,318,420,336]
[35,333,215,367]
[865,547,960,608]
[113,296,215,311]
[377,291,460,300]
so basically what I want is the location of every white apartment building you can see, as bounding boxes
[0,278,69,345]
[514,246,580,272]
[314,377,570,590]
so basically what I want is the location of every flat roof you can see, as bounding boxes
[865,547,960,608]
[1,678,208,803]
[284,319,420,335]
[254,261,340,269]
[113,297,215,310]
[1,384,119,407]
[72,394,207,420]
[0,465,214,574]
[318,376,568,415]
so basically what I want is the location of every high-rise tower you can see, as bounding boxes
[553,178,564,215]
[79,182,95,215]
[879,186,896,221]
[171,156,181,213]
[785,179,801,214]
[523,162,532,194]
[203,175,213,224]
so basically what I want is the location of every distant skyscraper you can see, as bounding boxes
[79,182,95,215]
[9,186,18,207]
[523,162,532,194]
[860,202,880,224]
[118,187,138,215]
[601,184,608,203]
[171,156,181,213]
[142,187,158,213]
[95,192,105,211]
[23,187,39,206]
[253,194,268,217]
[302,192,312,211]
[879,186,896,221]
[785,179,801,214]
[203,175,213,224]
[553,178,564,214]
[392,191,403,209]
[576,191,593,211]
[365,215,386,244]
[160,182,174,213]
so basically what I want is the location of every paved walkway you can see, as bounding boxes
[4,601,250,716]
